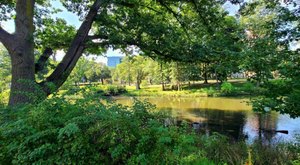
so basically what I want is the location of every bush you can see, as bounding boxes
[221,82,235,95]
[0,95,207,164]
[200,133,248,165]
[242,82,255,92]
[204,87,218,97]
[198,133,299,165]
[0,91,299,164]
[104,85,127,96]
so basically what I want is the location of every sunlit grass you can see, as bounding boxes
[121,79,253,97]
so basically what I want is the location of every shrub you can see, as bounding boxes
[249,141,299,165]
[242,82,255,92]
[0,91,299,164]
[199,133,248,165]
[221,82,235,95]
[205,87,218,97]
[0,95,207,164]
[104,85,127,96]
[198,133,299,165]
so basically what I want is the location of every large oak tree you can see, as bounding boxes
[1,0,236,105]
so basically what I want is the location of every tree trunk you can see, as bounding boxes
[160,62,165,91]
[9,0,39,105]
[203,63,208,84]
[203,71,208,84]
[9,49,37,105]
[0,0,104,106]
[136,72,141,90]
[136,82,140,90]
[101,78,104,85]
[177,81,181,91]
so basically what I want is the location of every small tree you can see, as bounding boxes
[113,56,147,90]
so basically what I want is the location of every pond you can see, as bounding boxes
[113,96,300,143]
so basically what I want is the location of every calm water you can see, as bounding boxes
[113,96,300,143]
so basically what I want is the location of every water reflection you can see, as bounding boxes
[114,96,300,142]
[194,109,245,139]
[244,113,278,143]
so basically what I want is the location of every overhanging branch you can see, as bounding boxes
[117,1,163,14]
[157,0,190,38]
[0,25,14,53]
[35,48,53,73]
[86,34,109,40]
[40,0,105,94]
[189,0,214,34]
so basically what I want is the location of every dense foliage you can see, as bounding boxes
[0,91,299,164]
[0,0,299,117]
[1,0,300,164]
[67,57,111,85]
[239,0,300,118]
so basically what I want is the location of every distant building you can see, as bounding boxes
[107,56,123,67]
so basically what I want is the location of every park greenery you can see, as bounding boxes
[0,90,299,164]
[0,0,300,164]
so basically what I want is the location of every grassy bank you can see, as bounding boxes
[121,79,263,98]
[0,79,262,105]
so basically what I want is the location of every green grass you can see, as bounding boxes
[124,85,209,97]
[0,79,262,106]
[118,79,262,98]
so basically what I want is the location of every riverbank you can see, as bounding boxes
[121,79,263,98]
[1,93,299,164]
[0,79,263,105]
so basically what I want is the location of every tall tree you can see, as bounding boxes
[240,2,280,86]
[0,0,236,105]
[113,55,147,90]
[1,0,104,105]
[240,0,300,117]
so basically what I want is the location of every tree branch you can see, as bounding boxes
[118,2,163,14]
[157,0,182,25]
[40,0,105,94]
[0,25,14,53]
[88,35,180,61]
[189,0,214,34]
[86,34,109,40]
[157,0,190,37]
[35,48,53,73]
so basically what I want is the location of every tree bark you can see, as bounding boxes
[177,81,181,91]
[35,48,53,73]
[136,71,141,90]
[203,63,208,84]
[0,27,15,53]
[9,0,37,105]
[160,62,165,91]
[135,82,140,90]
